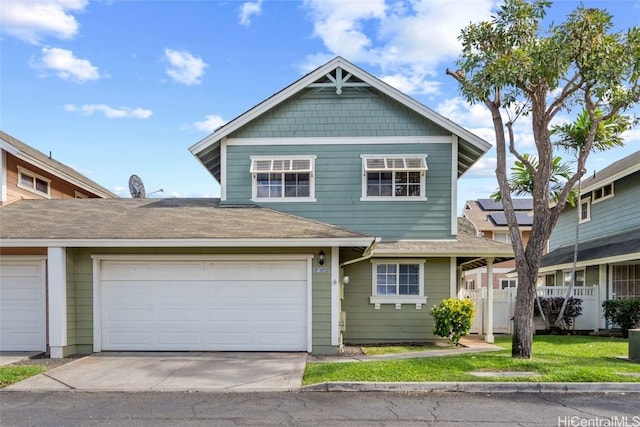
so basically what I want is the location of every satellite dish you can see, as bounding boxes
[129,174,146,198]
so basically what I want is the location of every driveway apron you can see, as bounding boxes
[4,352,307,392]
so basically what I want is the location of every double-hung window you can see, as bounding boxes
[361,155,428,200]
[370,260,427,309]
[579,197,591,223]
[17,166,50,198]
[250,156,316,202]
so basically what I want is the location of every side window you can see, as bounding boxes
[17,166,51,198]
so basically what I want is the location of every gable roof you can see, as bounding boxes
[0,198,373,247]
[463,199,533,232]
[189,57,491,183]
[581,150,640,194]
[0,131,117,198]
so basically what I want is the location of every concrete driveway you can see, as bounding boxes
[5,352,307,392]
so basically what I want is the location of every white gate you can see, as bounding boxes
[463,285,600,335]
[462,288,515,335]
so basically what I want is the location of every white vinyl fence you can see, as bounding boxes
[462,285,600,335]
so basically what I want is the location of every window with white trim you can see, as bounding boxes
[500,278,517,289]
[369,260,427,309]
[17,166,50,198]
[493,231,511,244]
[563,269,585,287]
[250,156,316,202]
[466,279,475,290]
[592,183,614,203]
[579,197,591,223]
[361,155,428,200]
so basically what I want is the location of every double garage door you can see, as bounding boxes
[99,257,309,352]
[0,258,46,352]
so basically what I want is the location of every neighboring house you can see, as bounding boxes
[539,150,640,329]
[0,130,117,206]
[462,198,533,290]
[0,57,512,357]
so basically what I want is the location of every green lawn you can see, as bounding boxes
[303,335,640,385]
[361,343,454,355]
[0,365,45,388]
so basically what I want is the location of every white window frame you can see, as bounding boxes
[493,231,511,244]
[17,166,51,198]
[563,268,585,287]
[500,278,517,289]
[250,155,316,202]
[466,279,475,290]
[360,154,428,201]
[592,183,614,204]
[579,197,591,223]
[369,259,427,309]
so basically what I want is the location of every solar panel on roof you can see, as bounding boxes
[488,212,534,226]
[477,198,532,211]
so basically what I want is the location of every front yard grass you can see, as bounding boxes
[303,335,639,385]
[0,365,45,388]
[361,343,454,355]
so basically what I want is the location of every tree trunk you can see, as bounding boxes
[511,259,537,358]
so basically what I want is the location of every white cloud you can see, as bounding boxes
[0,0,87,44]
[193,115,227,132]
[164,48,207,85]
[33,47,100,82]
[64,104,153,119]
[301,0,494,95]
[239,0,263,26]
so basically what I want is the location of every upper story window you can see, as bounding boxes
[501,278,517,289]
[493,231,511,244]
[250,156,316,202]
[360,155,428,201]
[17,166,51,198]
[369,260,427,309]
[592,183,614,203]
[579,197,591,223]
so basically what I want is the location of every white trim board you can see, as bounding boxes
[226,136,453,146]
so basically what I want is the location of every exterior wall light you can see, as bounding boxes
[318,250,325,266]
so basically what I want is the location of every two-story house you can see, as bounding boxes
[0,57,512,357]
[1,131,117,206]
[539,150,640,329]
[462,198,533,290]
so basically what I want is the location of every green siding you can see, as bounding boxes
[550,172,640,250]
[342,257,451,344]
[230,91,450,139]
[226,142,453,239]
[64,247,334,355]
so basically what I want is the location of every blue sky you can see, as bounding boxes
[1,0,639,212]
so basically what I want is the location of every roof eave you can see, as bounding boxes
[0,237,375,248]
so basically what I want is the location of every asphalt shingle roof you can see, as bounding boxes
[0,198,370,241]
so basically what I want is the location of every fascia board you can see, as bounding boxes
[0,237,375,248]
[538,251,640,273]
[580,165,640,194]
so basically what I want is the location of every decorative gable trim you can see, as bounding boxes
[189,57,490,157]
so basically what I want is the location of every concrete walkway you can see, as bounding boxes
[309,336,503,363]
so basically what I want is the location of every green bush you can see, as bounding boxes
[533,296,583,329]
[602,298,640,338]
[430,298,475,345]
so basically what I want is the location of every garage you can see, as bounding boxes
[0,257,46,352]
[97,256,310,352]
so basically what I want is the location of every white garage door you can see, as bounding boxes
[0,258,46,352]
[99,257,309,351]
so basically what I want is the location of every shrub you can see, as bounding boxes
[602,298,640,338]
[430,298,475,345]
[533,296,583,329]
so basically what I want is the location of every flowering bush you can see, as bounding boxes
[430,298,475,345]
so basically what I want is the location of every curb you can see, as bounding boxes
[301,381,640,393]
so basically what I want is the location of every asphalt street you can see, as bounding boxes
[1,391,639,426]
